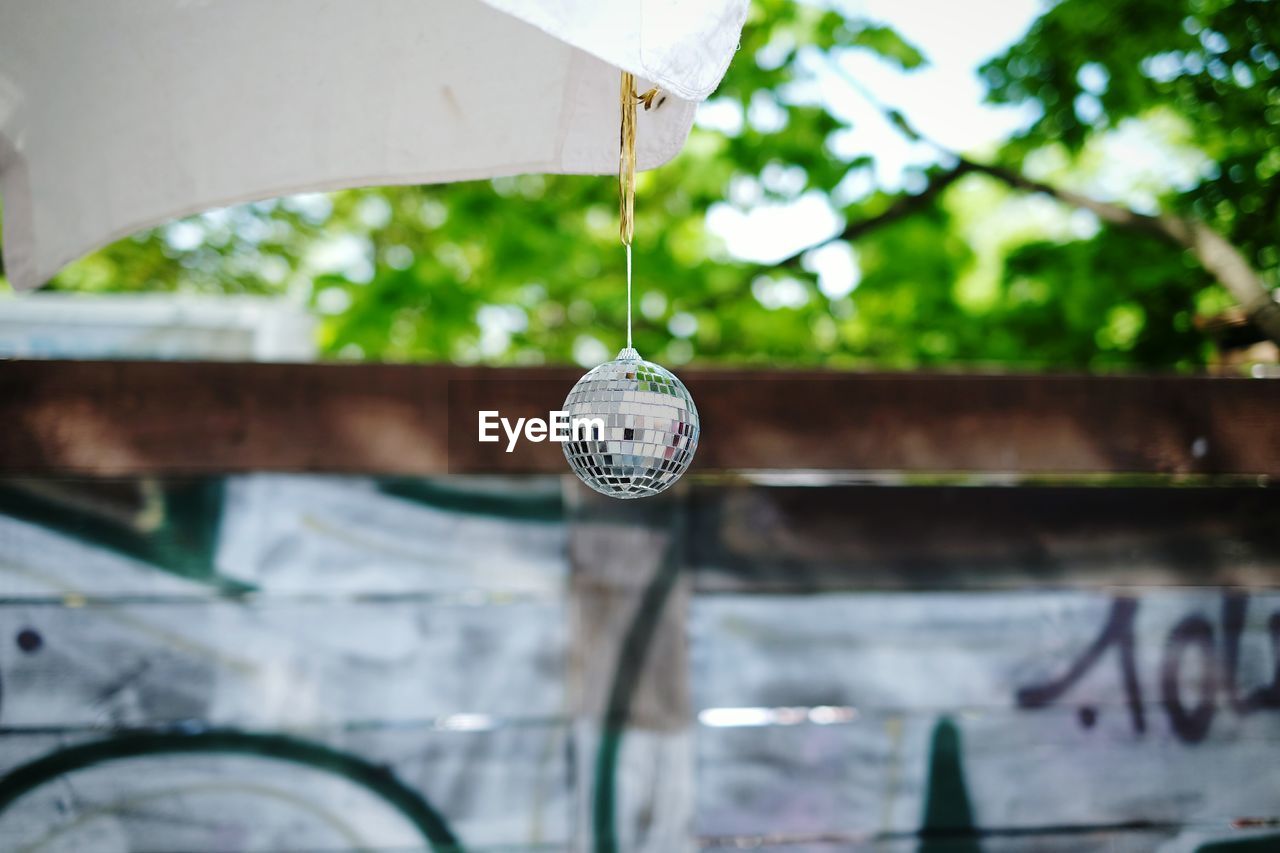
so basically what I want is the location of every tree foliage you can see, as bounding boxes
[979,0,1280,366]
[12,0,1278,370]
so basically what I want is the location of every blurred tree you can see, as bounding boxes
[975,0,1280,361]
[6,0,1277,370]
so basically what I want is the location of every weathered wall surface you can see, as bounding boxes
[0,476,1276,851]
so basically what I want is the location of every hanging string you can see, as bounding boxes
[626,243,633,349]
[619,71,660,352]
[619,71,638,351]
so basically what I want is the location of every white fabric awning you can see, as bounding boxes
[0,0,747,291]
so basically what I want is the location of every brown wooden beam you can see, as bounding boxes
[686,484,1280,590]
[0,359,1277,476]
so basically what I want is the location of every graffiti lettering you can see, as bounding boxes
[1161,614,1216,743]
[1016,598,1145,733]
[1016,595,1280,743]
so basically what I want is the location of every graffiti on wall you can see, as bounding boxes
[1018,595,1280,743]
[0,476,1276,851]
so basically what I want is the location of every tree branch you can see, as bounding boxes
[800,58,1280,346]
[841,162,974,243]
[769,160,974,276]
[957,157,1280,345]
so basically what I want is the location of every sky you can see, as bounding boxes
[703,0,1045,265]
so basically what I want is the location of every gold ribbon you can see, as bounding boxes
[618,72,661,247]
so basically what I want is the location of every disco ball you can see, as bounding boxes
[561,347,699,499]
